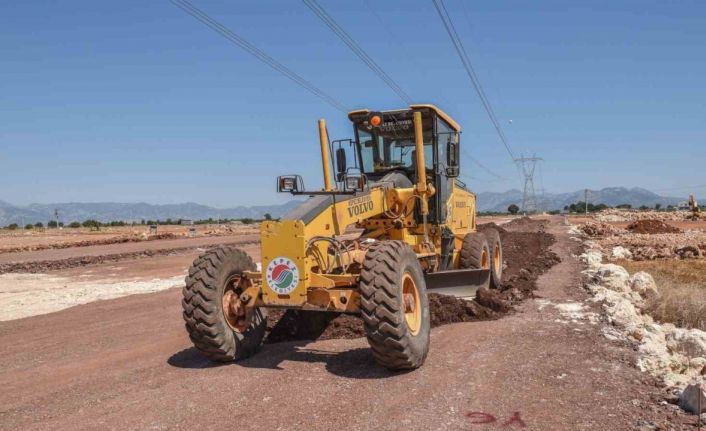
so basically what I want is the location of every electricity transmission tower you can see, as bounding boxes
[515,156,543,214]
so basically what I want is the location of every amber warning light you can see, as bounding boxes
[370,115,381,127]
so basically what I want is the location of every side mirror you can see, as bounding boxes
[446,138,460,178]
[335,148,347,181]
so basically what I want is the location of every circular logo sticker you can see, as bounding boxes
[265,257,300,294]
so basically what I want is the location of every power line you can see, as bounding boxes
[169,0,349,113]
[462,150,507,180]
[302,0,413,104]
[431,0,517,163]
[361,0,452,108]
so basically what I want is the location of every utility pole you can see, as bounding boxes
[584,189,589,215]
[54,208,60,228]
[515,155,543,215]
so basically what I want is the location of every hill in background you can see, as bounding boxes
[0,187,685,225]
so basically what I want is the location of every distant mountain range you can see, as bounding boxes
[0,187,685,225]
[475,187,683,212]
[0,200,303,226]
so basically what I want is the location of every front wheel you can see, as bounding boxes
[182,246,267,362]
[359,241,430,370]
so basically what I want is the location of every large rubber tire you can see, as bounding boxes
[359,241,430,370]
[182,246,267,362]
[483,228,503,289]
[460,232,490,270]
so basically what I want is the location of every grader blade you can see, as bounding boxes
[424,268,490,299]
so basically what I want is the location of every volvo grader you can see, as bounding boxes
[182,104,503,370]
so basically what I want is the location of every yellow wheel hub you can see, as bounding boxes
[493,244,501,273]
[481,247,490,269]
[402,272,421,336]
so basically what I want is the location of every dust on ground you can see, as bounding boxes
[0,272,185,321]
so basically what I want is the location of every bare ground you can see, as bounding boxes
[0,216,695,430]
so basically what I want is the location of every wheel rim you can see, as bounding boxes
[222,275,242,332]
[402,272,421,336]
[481,246,490,269]
[493,243,501,274]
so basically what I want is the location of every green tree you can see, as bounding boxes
[82,219,100,228]
[655,203,662,210]
[240,218,255,225]
[47,220,58,228]
[7,223,18,230]
[507,204,520,215]
[264,213,273,221]
[68,221,81,228]
[25,224,34,230]
[639,205,649,211]
[34,222,43,228]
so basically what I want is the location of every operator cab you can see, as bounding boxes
[343,104,462,223]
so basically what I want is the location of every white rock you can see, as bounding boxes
[665,327,706,358]
[678,384,706,414]
[594,264,631,293]
[580,250,603,272]
[629,272,660,300]
[611,246,633,260]
[606,298,643,332]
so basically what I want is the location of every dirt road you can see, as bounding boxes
[0,218,691,430]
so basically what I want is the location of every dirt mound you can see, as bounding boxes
[627,219,682,235]
[0,240,259,274]
[502,216,546,232]
[477,222,507,234]
[0,232,180,255]
[265,226,560,344]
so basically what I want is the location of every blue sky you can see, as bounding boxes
[2,0,705,207]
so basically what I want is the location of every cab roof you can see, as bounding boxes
[347,104,461,132]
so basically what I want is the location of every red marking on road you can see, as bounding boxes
[465,411,527,428]
[465,412,496,424]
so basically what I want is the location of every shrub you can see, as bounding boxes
[82,219,100,228]
[7,223,18,230]
[507,204,519,215]
[25,224,34,230]
[68,221,81,228]
[34,222,43,228]
[47,220,58,228]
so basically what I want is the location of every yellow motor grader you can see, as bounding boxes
[182,104,502,369]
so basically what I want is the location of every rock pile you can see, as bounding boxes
[596,209,700,223]
[581,248,706,391]
[578,221,622,237]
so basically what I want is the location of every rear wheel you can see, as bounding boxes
[483,229,503,289]
[182,246,267,362]
[359,241,430,370]
[460,232,490,271]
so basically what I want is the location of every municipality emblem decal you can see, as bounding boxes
[266,257,300,294]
